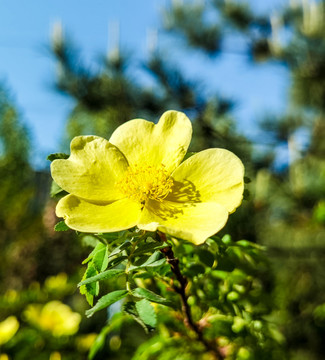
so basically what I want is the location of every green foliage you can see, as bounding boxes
[47,152,69,161]
[131,288,171,306]
[68,229,284,359]
[86,290,129,318]
[54,221,70,232]
[80,242,110,306]
[124,300,157,333]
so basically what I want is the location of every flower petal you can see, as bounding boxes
[138,200,229,245]
[51,136,129,202]
[109,110,192,173]
[168,149,244,213]
[56,195,142,233]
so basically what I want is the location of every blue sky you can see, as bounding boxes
[0,0,289,167]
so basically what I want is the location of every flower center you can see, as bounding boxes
[117,164,173,204]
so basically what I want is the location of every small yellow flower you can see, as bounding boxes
[0,316,19,346]
[44,272,68,292]
[51,111,244,245]
[24,301,81,337]
[75,333,97,352]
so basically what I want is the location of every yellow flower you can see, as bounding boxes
[0,316,19,345]
[24,301,81,337]
[44,272,69,292]
[75,333,97,352]
[51,111,244,245]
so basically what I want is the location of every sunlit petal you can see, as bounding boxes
[138,199,229,245]
[56,195,142,233]
[109,110,192,173]
[51,136,129,202]
[168,148,244,213]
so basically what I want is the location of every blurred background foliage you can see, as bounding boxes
[0,0,325,359]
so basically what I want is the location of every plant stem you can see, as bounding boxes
[157,231,224,360]
[125,237,142,292]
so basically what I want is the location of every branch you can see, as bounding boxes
[158,232,225,360]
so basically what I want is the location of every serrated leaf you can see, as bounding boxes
[123,301,138,317]
[109,240,132,258]
[82,242,106,265]
[54,221,69,232]
[123,301,154,334]
[47,152,69,161]
[78,269,125,287]
[129,251,166,270]
[136,299,156,329]
[80,263,99,306]
[107,255,128,269]
[132,288,172,306]
[85,290,128,318]
[93,243,108,272]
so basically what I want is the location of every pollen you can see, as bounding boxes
[117,164,173,204]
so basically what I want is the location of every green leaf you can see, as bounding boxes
[206,314,233,337]
[88,325,108,360]
[211,270,229,280]
[197,249,215,267]
[132,240,168,256]
[78,269,125,287]
[186,263,205,276]
[50,181,68,198]
[123,301,138,317]
[92,243,108,272]
[85,290,128,318]
[47,152,69,161]
[236,240,265,250]
[221,234,232,244]
[82,242,106,265]
[54,221,69,232]
[81,235,99,248]
[80,263,99,306]
[132,288,172,306]
[109,240,132,258]
[129,251,166,270]
[136,299,157,330]
[123,301,155,334]
[107,255,128,268]
[88,314,126,360]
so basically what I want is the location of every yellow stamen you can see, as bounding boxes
[117,164,173,204]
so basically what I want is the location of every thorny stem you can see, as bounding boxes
[157,231,224,360]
